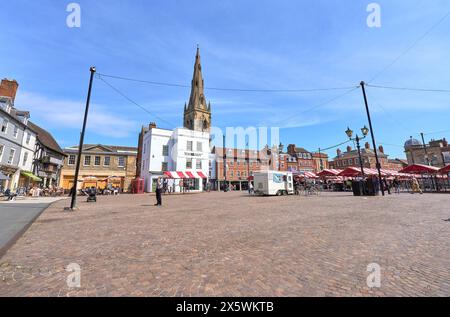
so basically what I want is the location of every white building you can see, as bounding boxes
[140,126,210,192]
[139,47,212,193]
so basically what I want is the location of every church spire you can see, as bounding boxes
[184,46,211,132]
[187,45,207,111]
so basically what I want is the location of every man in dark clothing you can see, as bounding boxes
[155,178,163,206]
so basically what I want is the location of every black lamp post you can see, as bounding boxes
[345,126,369,178]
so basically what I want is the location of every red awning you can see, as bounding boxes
[317,169,341,177]
[185,171,196,179]
[196,171,208,179]
[439,165,450,174]
[399,164,440,174]
[177,171,188,179]
[338,167,388,177]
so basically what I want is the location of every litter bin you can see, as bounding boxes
[351,180,364,196]
[365,178,380,196]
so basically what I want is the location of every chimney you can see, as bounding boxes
[287,144,296,155]
[365,142,370,150]
[0,79,19,102]
[378,145,384,153]
[337,149,342,156]
[149,122,157,129]
[346,146,352,152]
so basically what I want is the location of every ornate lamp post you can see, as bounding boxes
[345,126,369,178]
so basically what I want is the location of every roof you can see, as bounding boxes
[64,144,138,155]
[334,148,388,160]
[404,137,421,148]
[27,121,66,156]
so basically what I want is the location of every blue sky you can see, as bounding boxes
[1,0,449,159]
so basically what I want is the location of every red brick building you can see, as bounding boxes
[211,147,270,190]
[329,142,406,171]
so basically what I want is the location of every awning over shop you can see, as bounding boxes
[399,164,440,174]
[163,171,207,179]
[20,171,42,182]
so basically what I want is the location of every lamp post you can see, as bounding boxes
[69,66,96,210]
[345,126,370,178]
[318,148,324,172]
[278,143,284,171]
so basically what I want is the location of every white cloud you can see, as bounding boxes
[16,91,138,138]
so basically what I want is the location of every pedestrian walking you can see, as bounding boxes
[155,177,163,206]
[248,181,254,195]
[393,177,401,194]
[411,177,423,194]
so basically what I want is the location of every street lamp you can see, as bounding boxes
[345,126,369,178]
[278,143,284,171]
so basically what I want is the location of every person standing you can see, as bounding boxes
[155,178,163,206]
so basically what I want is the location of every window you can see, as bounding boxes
[104,156,111,166]
[13,125,18,138]
[1,119,8,133]
[7,148,15,165]
[84,156,91,166]
[197,142,202,152]
[162,145,169,156]
[68,155,76,165]
[196,160,202,169]
[22,152,29,166]
[94,156,101,166]
[118,156,126,167]
[162,162,168,171]
[0,144,4,161]
[26,133,31,144]
[186,158,192,169]
[237,171,241,177]
[187,141,193,151]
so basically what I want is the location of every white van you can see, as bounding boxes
[253,171,294,196]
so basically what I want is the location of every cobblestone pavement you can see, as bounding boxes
[0,192,448,297]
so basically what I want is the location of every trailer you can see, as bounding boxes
[253,171,294,196]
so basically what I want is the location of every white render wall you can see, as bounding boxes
[18,127,36,172]
[140,127,210,192]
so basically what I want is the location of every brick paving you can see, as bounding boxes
[0,191,449,297]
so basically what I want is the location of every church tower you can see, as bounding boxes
[184,46,212,132]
